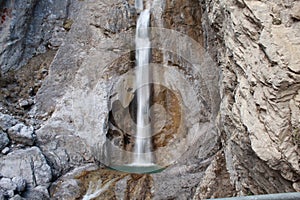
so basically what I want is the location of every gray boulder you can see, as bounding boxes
[7,123,35,146]
[1,147,10,155]
[0,178,17,198]
[12,177,26,193]
[0,147,52,187]
[0,178,17,192]
[22,186,49,200]
[0,131,9,151]
[9,194,25,200]
[0,113,18,132]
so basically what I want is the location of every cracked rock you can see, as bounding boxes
[0,113,18,132]
[7,124,35,146]
[12,177,26,193]
[0,131,9,151]
[22,186,50,200]
[0,178,17,192]
[0,147,52,187]
[18,99,34,109]
[9,194,25,200]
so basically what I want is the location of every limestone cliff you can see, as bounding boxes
[202,0,300,195]
[0,0,299,199]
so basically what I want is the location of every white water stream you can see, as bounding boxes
[133,1,153,166]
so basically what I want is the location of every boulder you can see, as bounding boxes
[12,177,26,193]
[0,178,17,192]
[0,113,18,132]
[9,195,25,200]
[7,124,35,146]
[0,147,52,187]
[22,186,49,200]
[0,131,9,151]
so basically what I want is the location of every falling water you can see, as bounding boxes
[133,1,153,166]
[135,0,144,10]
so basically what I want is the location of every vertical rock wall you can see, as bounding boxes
[0,0,299,199]
[201,0,300,195]
[0,0,80,72]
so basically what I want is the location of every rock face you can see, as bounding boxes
[0,0,299,199]
[0,147,52,187]
[0,0,80,72]
[201,0,300,195]
[34,0,221,198]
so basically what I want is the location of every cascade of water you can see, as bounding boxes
[133,1,153,166]
[135,0,144,10]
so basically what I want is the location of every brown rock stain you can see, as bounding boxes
[125,174,153,200]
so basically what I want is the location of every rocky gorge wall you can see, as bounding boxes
[0,0,299,199]
[204,0,300,195]
[0,0,80,72]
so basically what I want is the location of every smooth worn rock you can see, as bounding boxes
[51,179,82,200]
[35,0,138,177]
[0,131,9,151]
[7,123,35,146]
[0,147,52,187]
[49,164,98,199]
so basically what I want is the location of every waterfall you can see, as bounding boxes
[135,0,143,10]
[133,1,153,166]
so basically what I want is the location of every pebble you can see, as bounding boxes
[1,147,10,155]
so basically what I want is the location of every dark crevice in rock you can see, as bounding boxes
[30,157,37,187]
